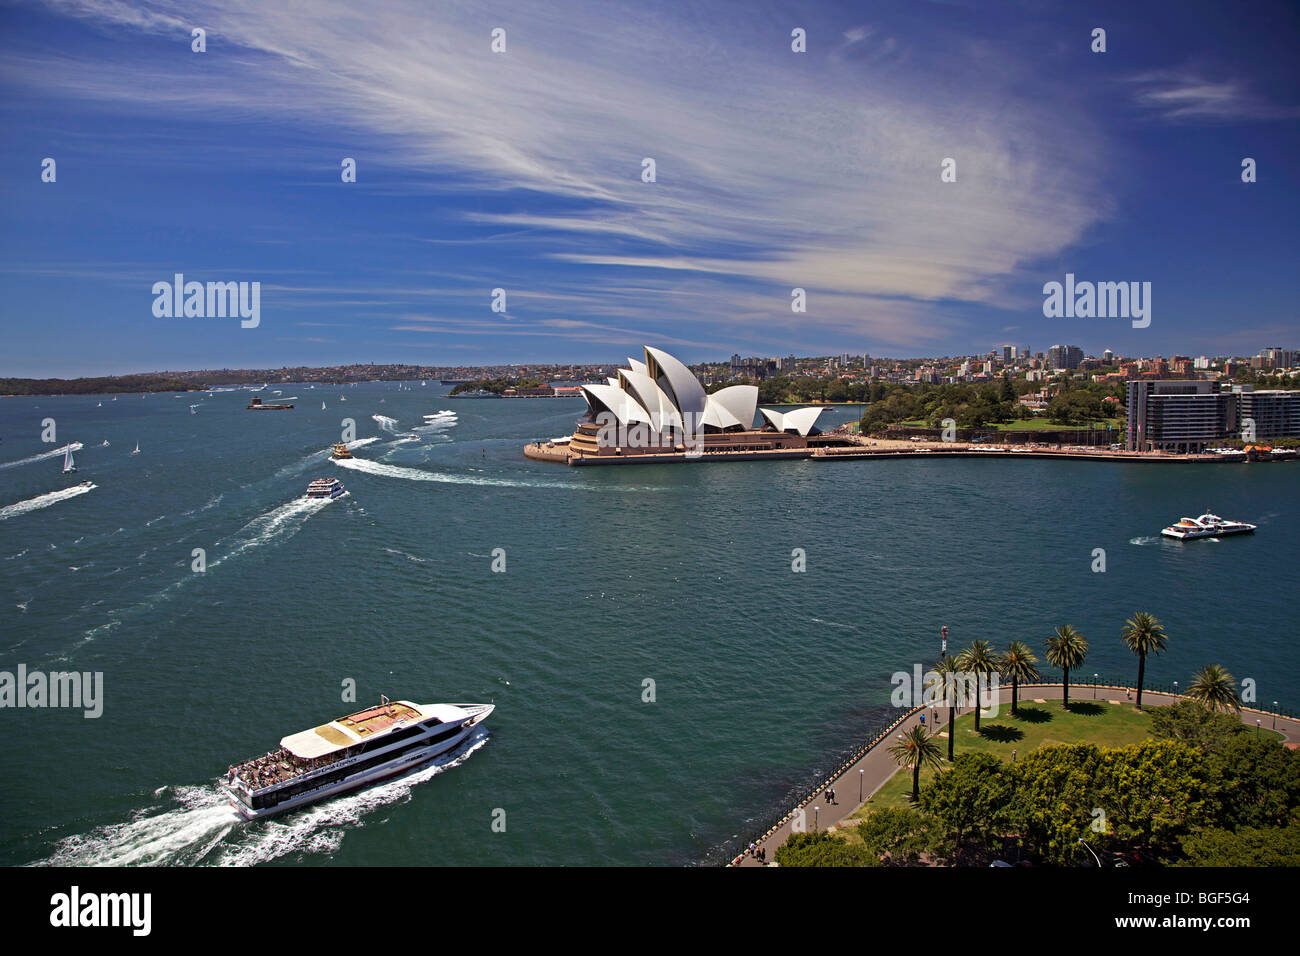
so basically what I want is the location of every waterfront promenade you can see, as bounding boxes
[730,683,1300,867]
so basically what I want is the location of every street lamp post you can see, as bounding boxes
[1256,719,1261,737]
[859,769,864,803]
[1274,703,1279,731]
[814,806,820,831]
[1093,674,1098,699]
[1078,838,1103,868]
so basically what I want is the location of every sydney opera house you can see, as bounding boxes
[525,346,834,466]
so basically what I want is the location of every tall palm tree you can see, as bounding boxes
[932,654,962,761]
[1121,612,1168,710]
[1044,625,1089,710]
[1188,664,1241,713]
[1000,641,1040,716]
[956,640,999,732]
[888,725,945,803]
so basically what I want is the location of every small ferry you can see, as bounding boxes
[224,697,493,820]
[247,397,294,410]
[1161,511,1257,540]
[305,477,347,499]
[331,442,353,459]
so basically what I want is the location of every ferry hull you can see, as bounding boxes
[227,724,475,821]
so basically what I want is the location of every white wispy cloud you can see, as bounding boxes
[11,0,1116,353]
[1128,68,1300,123]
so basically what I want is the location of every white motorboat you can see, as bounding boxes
[1161,511,1257,540]
[224,697,493,820]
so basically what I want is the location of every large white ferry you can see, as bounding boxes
[224,697,493,820]
[305,477,347,499]
[1161,511,1257,540]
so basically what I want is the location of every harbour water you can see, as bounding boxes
[1,384,1297,866]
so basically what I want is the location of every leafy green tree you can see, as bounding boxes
[1206,734,1300,829]
[1188,664,1241,713]
[1010,743,1104,865]
[919,752,1014,863]
[852,806,937,865]
[1000,641,1040,716]
[956,640,998,732]
[774,830,878,867]
[888,725,945,803]
[1044,625,1089,709]
[1178,822,1300,867]
[1149,700,1245,754]
[1120,612,1168,710]
[1095,740,1217,856]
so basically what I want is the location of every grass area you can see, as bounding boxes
[850,699,1283,820]
[889,418,1122,433]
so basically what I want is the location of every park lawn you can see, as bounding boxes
[992,417,1123,432]
[849,700,1284,820]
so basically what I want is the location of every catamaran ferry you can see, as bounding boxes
[224,697,493,820]
[1161,511,1257,540]
[305,477,347,499]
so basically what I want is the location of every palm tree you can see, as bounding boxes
[932,654,961,761]
[1188,664,1241,713]
[887,725,945,803]
[1044,625,1089,710]
[1000,641,1040,716]
[1121,612,1168,710]
[956,640,999,732]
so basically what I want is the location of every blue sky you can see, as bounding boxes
[1,0,1297,376]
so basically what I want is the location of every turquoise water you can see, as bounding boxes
[1,385,1297,866]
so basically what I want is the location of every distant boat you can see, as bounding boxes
[62,447,77,474]
[190,405,199,414]
[321,401,326,410]
[340,396,346,402]
[100,440,110,447]
[97,402,102,407]
[132,442,140,455]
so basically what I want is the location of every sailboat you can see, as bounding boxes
[190,405,199,415]
[62,447,77,474]
[321,401,326,410]
[131,442,140,455]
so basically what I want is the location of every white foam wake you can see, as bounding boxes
[273,436,382,478]
[413,410,458,432]
[209,496,332,567]
[333,456,579,489]
[372,414,399,432]
[0,442,84,471]
[32,733,488,867]
[0,482,96,521]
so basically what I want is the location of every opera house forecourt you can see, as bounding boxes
[524,346,836,466]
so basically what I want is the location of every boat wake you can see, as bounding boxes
[273,436,382,479]
[209,496,333,568]
[0,482,96,521]
[1128,535,1164,546]
[333,456,580,489]
[372,414,399,432]
[0,442,83,471]
[413,410,458,432]
[32,732,489,867]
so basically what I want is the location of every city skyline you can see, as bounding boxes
[2,0,1298,377]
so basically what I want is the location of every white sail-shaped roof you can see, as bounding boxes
[618,368,683,433]
[644,346,708,433]
[703,385,758,431]
[759,406,825,436]
[627,357,648,374]
[581,383,653,428]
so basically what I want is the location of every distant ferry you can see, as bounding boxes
[331,442,353,459]
[452,389,501,399]
[224,697,493,820]
[248,397,294,410]
[305,477,347,499]
[1161,511,1257,540]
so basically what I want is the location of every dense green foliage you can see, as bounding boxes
[0,375,202,395]
[779,703,1300,867]
[448,377,542,395]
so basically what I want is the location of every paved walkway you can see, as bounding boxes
[731,682,1299,866]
